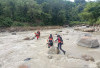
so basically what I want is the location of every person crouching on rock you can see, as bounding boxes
[55,35,66,55]
[47,34,53,48]
[35,32,40,40]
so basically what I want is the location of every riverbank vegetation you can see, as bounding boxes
[0,0,100,27]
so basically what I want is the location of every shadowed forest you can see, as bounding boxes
[0,0,100,27]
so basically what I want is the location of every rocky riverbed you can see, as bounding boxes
[0,27,100,68]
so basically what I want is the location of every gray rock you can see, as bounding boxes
[84,33,91,37]
[0,64,2,68]
[96,61,100,68]
[77,36,99,48]
[66,38,69,40]
[80,33,91,37]
[81,54,95,62]
[12,33,16,35]
[74,26,87,31]
[0,30,6,32]
[24,58,32,61]
[63,25,69,27]
[59,31,62,32]
[83,28,95,32]
[48,55,53,59]
[24,37,30,40]
[48,47,59,54]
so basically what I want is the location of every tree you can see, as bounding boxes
[0,3,3,15]
[0,0,99,27]
[79,2,100,25]
[75,0,86,4]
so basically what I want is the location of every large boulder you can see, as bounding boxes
[77,36,99,48]
[48,47,59,54]
[83,28,95,32]
[95,26,100,32]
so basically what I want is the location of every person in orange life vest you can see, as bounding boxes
[55,35,66,55]
[35,32,39,40]
[47,34,53,48]
[37,31,40,36]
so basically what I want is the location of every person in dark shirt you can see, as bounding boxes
[47,34,53,48]
[55,35,66,55]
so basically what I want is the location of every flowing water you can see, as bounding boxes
[0,28,100,68]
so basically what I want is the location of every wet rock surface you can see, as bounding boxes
[48,47,59,54]
[12,32,16,35]
[24,58,32,61]
[77,36,100,48]
[24,37,31,40]
[47,55,53,59]
[81,54,95,62]
[96,61,100,68]
[83,28,95,32]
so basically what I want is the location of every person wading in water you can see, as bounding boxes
[55,35,66,55]
[47,34,53,48]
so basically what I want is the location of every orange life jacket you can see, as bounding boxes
[58,37,61,43]
[49,36,53,40]
[35,33,39,36]
[36,33,39,36]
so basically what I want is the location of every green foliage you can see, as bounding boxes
[0,17,13,27]
[75,0,86,4]
[96,17,100,24]
[69,21,91,26]
[70,21,85,26]
[79,2,100,25]
[12,21,27,26]
[39,22,45,26]
[0,0,100,27]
